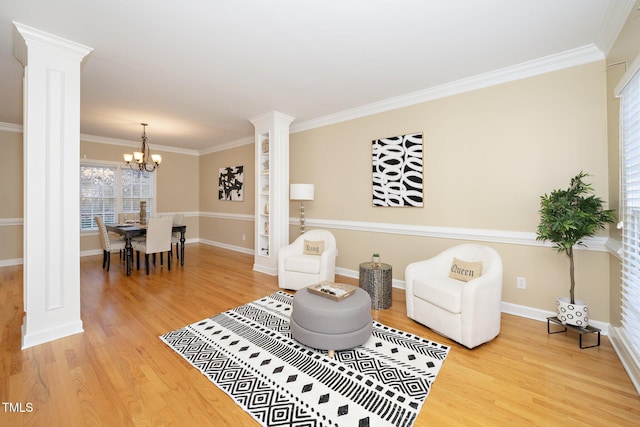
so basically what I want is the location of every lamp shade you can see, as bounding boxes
[290,184,314,201]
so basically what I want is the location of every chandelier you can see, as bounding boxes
[123,123,161,172]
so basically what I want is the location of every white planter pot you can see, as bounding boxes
[556,297,589,327]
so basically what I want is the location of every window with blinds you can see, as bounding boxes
[619,63,640,359]
[121,169,154,213]
[80,163,155,231]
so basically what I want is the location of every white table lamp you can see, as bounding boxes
[290,184,314,234]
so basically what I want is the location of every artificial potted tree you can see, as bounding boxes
[536,172,615,327]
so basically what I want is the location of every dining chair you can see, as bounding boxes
[171,213,184,261]
[95,216,126,272]
[132,216,173,275]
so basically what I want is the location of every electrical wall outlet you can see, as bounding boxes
[242,234,246,241]
[517,276,526,290]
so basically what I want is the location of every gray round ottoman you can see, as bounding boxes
[291,286,373,357]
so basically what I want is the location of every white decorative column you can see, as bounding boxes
[13,22,93,349]
[250,111,294,275]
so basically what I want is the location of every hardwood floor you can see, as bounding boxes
[1,244,639,426]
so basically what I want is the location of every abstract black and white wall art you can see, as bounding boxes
[218,165,244,201]
[372,132,423,207]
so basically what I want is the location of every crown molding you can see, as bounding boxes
[1,42,613,152]
[595,0,637,56]
[198,136,254,155]
[291,45,605,134]
[80,133,200,156]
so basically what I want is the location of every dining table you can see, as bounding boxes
[105,223,187,276]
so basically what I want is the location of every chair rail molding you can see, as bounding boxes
[0,218,23,226]
[296,217,610,252]
[199,211,254,221]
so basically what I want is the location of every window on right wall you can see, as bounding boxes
[617,55,640,361]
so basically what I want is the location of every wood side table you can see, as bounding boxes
[359,262,392,309]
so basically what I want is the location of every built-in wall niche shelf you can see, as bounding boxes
[257,133,271,259]
[250,111,294,275]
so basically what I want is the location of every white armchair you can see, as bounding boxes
[405,244,503,349]
[278,229,337,291]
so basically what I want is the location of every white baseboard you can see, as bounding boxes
[13,241,638,389]
[21,320,84,349]
[501,301,609,335]
[608,327,640,395]
[337,266,609,334]
[336,266,406,289]
[252,264,277,276]
[198,238,254,255]
[80,238,200,259]
[81,249,103,257]
[0,258,23,267]
[11,243,615,334]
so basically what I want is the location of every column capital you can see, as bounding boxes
[13,21,93,67]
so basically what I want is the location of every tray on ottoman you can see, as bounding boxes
[307,281,357,301]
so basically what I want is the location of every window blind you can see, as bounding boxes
[80,165,117,230]
[121,169,154,216]
[620,63,640,359]
[80,163,155,231]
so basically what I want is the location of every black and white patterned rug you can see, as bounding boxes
[160,291,449,427]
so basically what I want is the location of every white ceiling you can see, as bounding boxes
[0,1,635,152]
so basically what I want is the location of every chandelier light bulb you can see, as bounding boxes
[123,123,161,172]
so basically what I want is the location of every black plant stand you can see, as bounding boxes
[547,316,601,349]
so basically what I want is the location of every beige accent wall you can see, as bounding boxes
[199,144,254,251]
[290,61,613,322]
[0,130,23,217]
[605,4,640,327]
[0,130,23,261]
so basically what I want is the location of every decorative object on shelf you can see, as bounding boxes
[262,137,269,153]
[139,201,147,226]
[290,183,314,234]
[371,253,381,267]
[264,203,269,215]
[536,172,615,327]
[264,221,269,236]
[218,165,244,201]
[124,123,162,172]
[372,132,423,207]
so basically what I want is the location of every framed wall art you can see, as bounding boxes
[218,165,244,201]
[372,132,423,207]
